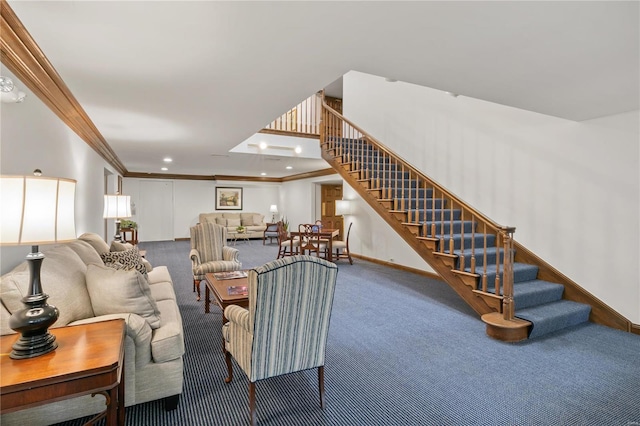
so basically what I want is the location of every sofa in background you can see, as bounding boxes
[199,212,267,239]
[0,233,184,426]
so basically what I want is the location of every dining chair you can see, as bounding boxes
[277,222,300,258]
[298,224,327,259]
[222,255,339,426]
[332,222,353,264]
[262,222,279,245]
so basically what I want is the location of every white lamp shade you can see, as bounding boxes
[270,204,278,213]
[0,175,77,245]
[103,194,132,219]
[335,200,351,216]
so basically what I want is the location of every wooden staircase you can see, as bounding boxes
[318,97,633,341]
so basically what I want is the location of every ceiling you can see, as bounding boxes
[5,1,639,178]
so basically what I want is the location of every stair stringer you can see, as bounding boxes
[321,150,498,318]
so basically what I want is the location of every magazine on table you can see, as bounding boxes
[227,285,248,296]
[213,270,248,280]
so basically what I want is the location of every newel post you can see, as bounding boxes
[501,227,516,321]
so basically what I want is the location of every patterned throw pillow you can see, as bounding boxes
[100,247,148,280]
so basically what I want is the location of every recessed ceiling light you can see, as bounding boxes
[161,167,168,171]
[294,146,302,154]
[163,157,173,163]
[260,172,267,176]
[286,166,293,170]
[259,141,268,150]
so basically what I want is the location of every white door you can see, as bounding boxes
[139,180,174,242]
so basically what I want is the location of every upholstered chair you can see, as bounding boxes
[332,222,353,264]
[190,222,242,301]
[222,255,339,426]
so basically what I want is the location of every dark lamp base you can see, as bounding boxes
[10,331,58,359]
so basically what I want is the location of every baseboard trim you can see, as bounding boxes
[175,237,190,241]
[631,323,640,336]
[351,253,442,281]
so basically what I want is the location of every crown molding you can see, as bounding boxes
[0,0,127,175]
[124,168,337,183]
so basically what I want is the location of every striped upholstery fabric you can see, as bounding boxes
[189,222,242,280]
[222,255,338,382]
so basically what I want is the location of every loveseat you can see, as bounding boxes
[0,233,184,426]
[199,212,267,239]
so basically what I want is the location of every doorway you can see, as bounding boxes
[138,180,174,242]
[321,184,343,239]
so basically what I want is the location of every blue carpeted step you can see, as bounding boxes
[516,300,592,339]
[397,198,445,210]
[425,220,475,235]
[485,280,565,310]
[441,233,497,251]
[467,262,539,285]
[454,246,505,268]
[409,208,461,222]
[388,188,433,198]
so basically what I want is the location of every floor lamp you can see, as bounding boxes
[103,193,132,242]
[0,172,77,359]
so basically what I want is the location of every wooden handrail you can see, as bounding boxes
[321,98,508,235]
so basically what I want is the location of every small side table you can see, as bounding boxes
[1,319,126,426]
[121,227,138,245]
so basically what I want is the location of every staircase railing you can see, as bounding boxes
[261,92,322,137]
[320,97,517,321]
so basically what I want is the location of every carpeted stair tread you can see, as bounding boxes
[516,300,592,339]
[467,262,539,284]
[487,280,565,310]
[454,246,505,267]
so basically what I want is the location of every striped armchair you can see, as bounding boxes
[222,255,338,426]
[189,222,242,301]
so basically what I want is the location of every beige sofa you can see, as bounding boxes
[0,233,184,426]
[199,212,267,239]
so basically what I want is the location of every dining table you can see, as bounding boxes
[289,227,340,262]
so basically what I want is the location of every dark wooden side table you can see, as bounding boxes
[0,319,126,426]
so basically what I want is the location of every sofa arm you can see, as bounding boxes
[222,246,240,262]
[69,313,152,368]
[189,248,201,268]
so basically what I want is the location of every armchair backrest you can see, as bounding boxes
[190,222,228,262]
[247,255,338,382]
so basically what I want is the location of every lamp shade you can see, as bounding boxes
[270,204,278,213]
[103,194,132,219]
[0,175,77,245]
[335,199,351,216]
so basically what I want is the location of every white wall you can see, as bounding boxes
[122,178,280,240]
[0,71,119,274]
[343,71,640,323]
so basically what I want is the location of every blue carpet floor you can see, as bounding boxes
[58,239,640,426]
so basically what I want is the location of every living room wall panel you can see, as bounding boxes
[122,178,280,240]
[0,71,120,274]
[343,71,640,323]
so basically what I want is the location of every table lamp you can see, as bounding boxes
[0,171,76,359]
[103,193,131,241]
[270,204,278,222]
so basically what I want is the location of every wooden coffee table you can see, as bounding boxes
[0,319,126,426]
[204,272,249,322]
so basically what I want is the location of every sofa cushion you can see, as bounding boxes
[149,282,176,302]
[85,264,161,329]
[253,214,264,225]
[147,266,172,286]
[64,240,104,266]
[241,216,255,226]
[1,302,15,335]
[100,248,148,280]
[227,218,241,228]
[110,240,134,252]
[78,232,111,255]
[151,299,185,363]
[199,212,223,223]
[0,245,94,327]
[215,217,227,226]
